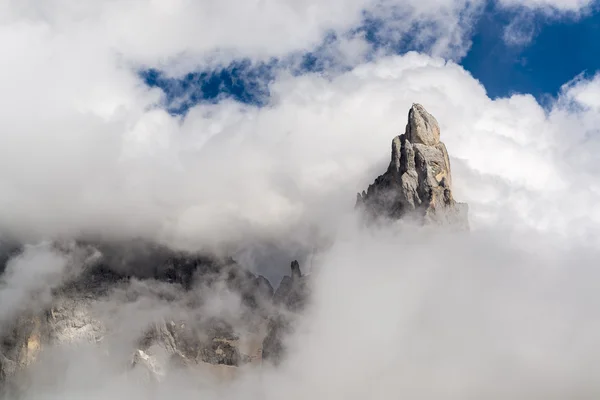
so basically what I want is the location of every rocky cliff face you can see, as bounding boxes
[356,104,468,228]
[0,242,274,390]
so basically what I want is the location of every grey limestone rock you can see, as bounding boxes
[406,103,441,146]
[356,103,468,228]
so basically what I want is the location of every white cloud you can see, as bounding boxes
[502,12,538,46]
[282,226,600,398]
[1,31,600,253]
[498,0,595,13]
[1,0,483,72]
[498,0,595,46]
[0,243,67,324]
[0,0,495,250]
[0,242,98,324]
[559,71,600,110]
[14,225,600,398]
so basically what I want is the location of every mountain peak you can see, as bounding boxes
[356,104,468,228]
[407,103,441,146]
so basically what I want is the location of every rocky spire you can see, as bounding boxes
[356,103,468,228]
[290,260,301,280]
[262,260,309,365]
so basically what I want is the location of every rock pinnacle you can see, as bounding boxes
[356,103,468,228]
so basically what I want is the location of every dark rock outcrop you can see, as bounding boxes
[0,242,274,385]
[356,103,468,228]
[262,260,309,365]
[272,260,308,312]
[261,314,290,366]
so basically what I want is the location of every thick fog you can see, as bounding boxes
[3,221,600,399]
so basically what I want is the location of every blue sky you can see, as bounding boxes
[463,2,600,102]
[143,2,600,114]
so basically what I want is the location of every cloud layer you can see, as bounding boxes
[10,224,600,399]
[1,0,598,258]
[1,48,599,252]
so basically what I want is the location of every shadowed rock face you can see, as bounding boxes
[262,260,309,365]
[356,103,469,228]
[0,242,275,387]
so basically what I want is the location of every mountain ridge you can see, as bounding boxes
[0,104,468,390]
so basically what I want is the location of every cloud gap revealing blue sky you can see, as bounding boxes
[141,61,277,114]
[140,32,348,115]
[141,2,600,115]
[462,1,600,102]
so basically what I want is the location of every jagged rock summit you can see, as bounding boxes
[356,103,468,228]
[0,243,273,390]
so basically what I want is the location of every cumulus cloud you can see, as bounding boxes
[1,0,597,256]
[1,0,483,70]
[1,47,600,255]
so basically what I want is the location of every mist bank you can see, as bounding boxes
[2,221,599,399]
